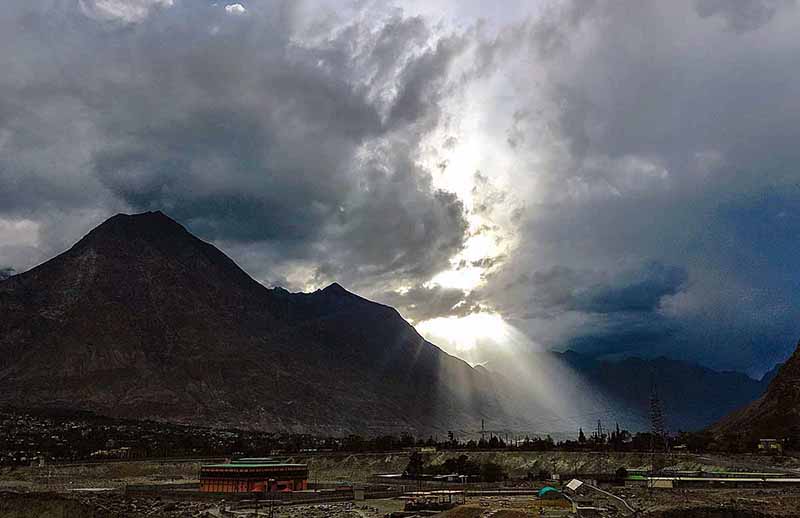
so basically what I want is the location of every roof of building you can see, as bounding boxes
[538,486,560,497]
[566,479,584,491]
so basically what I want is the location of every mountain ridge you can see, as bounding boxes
[502,350,774,432]
[0,211,779,435]
[0,211,512,434]
[712,340,800,438]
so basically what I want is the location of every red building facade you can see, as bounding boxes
[199,462,309,493]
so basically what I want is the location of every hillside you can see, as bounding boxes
[0,211,779,436]
[0,211,513,434]
[713,340,800,439]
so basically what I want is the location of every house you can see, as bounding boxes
[758,439,783,455]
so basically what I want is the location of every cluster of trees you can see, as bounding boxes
[6,407,786,463]
[404,453,507,483]
[249,427,773,455]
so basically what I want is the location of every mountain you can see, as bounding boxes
[0,211,515,434]
[456,346,772,434]
[555,353,773,432]
[0,211,777,436]
[759,363,782,387]
[712,340,800,439]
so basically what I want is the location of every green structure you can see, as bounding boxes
[538,486,561,499]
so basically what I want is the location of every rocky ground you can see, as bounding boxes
[243,501,402,518]
[618,487,800,517]
[4,452,800,517]
[0,492,217,518]
[0,492,403,518]
[438,495,572,517]
[6,487,800,518]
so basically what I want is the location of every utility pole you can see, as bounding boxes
[597,419,606,476]
[649,386,666,450]
[650,384,668,474]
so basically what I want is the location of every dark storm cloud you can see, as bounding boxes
[0,0,473,287]
[695,0,795,32]
[527,263,688,316]
[3,0,800,375]
[565,325,678,359]
[465,0,800,374]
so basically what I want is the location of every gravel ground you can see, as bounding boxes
[613,487,800,517]
[437,496,572,518]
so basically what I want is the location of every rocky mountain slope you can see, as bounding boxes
[0,211,513,434]
[0,211,779,435]
[713,340,800,438]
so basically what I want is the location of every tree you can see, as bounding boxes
[488,435,504,449]
[404,452,424,479]
[578,428,586,443]
[436,454,480,477]
[480,462,507,482]
[399,433,415,448]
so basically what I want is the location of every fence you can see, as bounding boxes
[367,476,521,491]
[124,484,373,505]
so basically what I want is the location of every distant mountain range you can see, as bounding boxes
[554,351,775,432]
[0,211,781,435]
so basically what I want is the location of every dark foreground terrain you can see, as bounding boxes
[4,451,800,517]
[4,485,800,517]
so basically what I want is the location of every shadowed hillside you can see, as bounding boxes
[713,340,800,439]
[0,211,515,434]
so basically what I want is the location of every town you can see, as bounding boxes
[0,407,771,468]
[4,407,800,517]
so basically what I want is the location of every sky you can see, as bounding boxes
[1,0,799,376]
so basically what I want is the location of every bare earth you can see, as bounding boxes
[4,452,800,517]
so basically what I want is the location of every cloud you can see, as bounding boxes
[224,4,247,15]
[520,263,688,316]
[457,0,800,373]
[0,1,472,296]
[694,0,795,32]
[378,284,480,323]
[79,0,173,23]
[2,0,800,375]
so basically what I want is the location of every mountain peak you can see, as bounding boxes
[76,211,190,250]
[100,210,183,232]
[321,282,350,296]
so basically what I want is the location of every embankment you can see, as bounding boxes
[0,493,98,518]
